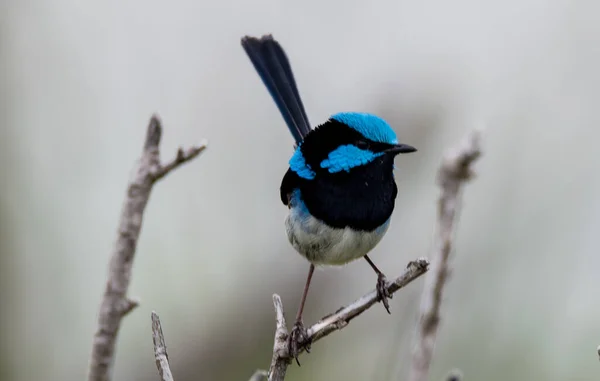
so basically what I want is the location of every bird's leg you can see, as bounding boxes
[364,255,392,314]
[288,264,315,365]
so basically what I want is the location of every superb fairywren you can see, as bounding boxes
[241,35,416,361]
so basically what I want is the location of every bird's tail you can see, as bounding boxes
[241,35,312,144]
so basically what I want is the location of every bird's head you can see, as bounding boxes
[289,112,416,180]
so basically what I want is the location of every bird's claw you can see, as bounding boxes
[288,321,311,365]
[376,273,392,314]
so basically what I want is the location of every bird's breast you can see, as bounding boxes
[285,202,390,265]
[280,155,399,264]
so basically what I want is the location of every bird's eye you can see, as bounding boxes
[356,140,369,149]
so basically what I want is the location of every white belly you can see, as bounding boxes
[285,205,390,265]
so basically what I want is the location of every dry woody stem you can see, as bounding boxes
[408,131,482,381]
[266,258,430,381]
[87,115,206,381]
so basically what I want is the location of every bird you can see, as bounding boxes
[241,34,416,362]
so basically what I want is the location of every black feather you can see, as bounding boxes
[280,120,399,231]
[280,153,398,231]
[301,154,398,231]
[280,168,301,206]
[241,35,312,143]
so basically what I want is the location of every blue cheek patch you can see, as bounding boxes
[289,146,316,179]
[331,112,398,144]
[320,144,383,173]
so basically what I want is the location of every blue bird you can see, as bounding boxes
[241,35,416,361]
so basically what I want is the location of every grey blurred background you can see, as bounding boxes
[1,0,599,380]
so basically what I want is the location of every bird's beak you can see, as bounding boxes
[385,143,417,154]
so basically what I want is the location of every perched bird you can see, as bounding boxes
[241,35,416,362]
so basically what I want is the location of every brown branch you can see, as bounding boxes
[87,114,207,381]
[152,312,175,381]
[267,258,429,381]
[408,131,482,381]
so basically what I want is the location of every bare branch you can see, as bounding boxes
[307,258,429,343]
[267,258,429,380]
[152,312,175,381]
[408,131,482,381]
[268,295,291,381]
[87,114,206,381]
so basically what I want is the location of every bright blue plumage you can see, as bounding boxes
[242,34,417,361]
[331,112,398,145]
[320,145,383,173]
[289,145,316,179]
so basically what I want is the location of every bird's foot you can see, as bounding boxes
[376,273,392,314]
[288,320,311,365]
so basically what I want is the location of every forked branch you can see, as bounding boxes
[266,259,430,381]
[87,115,207,381]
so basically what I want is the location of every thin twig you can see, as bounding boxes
[152,145,207,181]
[87,115,207,381]
[307,258,429,342]
[267,258,429,381]
[152,312,175,381]
[408,131,482,381]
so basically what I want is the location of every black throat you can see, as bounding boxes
[281,153,398,231]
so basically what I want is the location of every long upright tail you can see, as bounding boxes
[241,35,312,144]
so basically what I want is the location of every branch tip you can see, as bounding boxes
[249,370,268,381]
[439,131,482,184]
[272,294,285,322]
[446,368,463,381]
[151,311,174,381]
[269,294,291,381]
[407,257,430,271]
[145,114,163,150]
